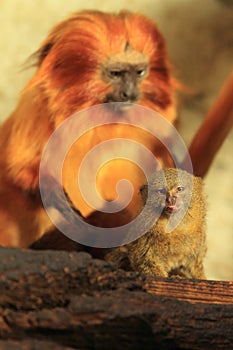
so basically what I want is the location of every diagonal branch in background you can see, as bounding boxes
[182,71,233,177]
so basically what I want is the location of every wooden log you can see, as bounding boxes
[0,247,232,350]
[145,277,233,304]
[0,340,77,350]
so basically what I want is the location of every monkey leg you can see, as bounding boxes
[138,261,168,277]
[186,257,206,280]
[105,247,132,270]
[106,245,169,277]
[128,247,169,277]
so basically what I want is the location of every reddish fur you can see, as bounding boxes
[0,10,178,247]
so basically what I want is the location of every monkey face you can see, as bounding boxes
[148,186,186,217]
[163,185,186,215]
[102,48,149,104]
[140,168,196,218]
[28,10,176,122]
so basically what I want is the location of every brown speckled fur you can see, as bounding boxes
[106,168,207,279]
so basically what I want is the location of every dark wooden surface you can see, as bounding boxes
[145,277,233,304]
[0,247,232,350]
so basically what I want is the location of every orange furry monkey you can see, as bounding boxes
[0,10,178,247]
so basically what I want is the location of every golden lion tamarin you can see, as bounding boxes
[0,10,178,248]
[105,168,207,279]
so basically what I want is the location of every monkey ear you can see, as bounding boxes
[26,40,56,68]
[25,19,68,68]
[34,42,56,66]
[139,184,148,206]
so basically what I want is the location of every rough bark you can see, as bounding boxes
[0,247,232,350]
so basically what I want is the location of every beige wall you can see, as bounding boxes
[0,0,232,280]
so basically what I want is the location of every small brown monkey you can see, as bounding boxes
[105,168,207,279]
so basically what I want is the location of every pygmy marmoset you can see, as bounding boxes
[105,168,207,279]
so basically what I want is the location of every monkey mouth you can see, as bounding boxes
[104,100,136,113]
[104,93,139,105]
[164,204,181,215]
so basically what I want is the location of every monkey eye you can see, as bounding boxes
[156,188,167,195]
[137,69,145,77]
[177,186,185,192]
[109,70,123,78]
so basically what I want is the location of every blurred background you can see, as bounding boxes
[0,0,232,280]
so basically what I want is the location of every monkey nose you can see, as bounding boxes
[166,196,177,206]
[120,90,138,102]
[120,91,129,100]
